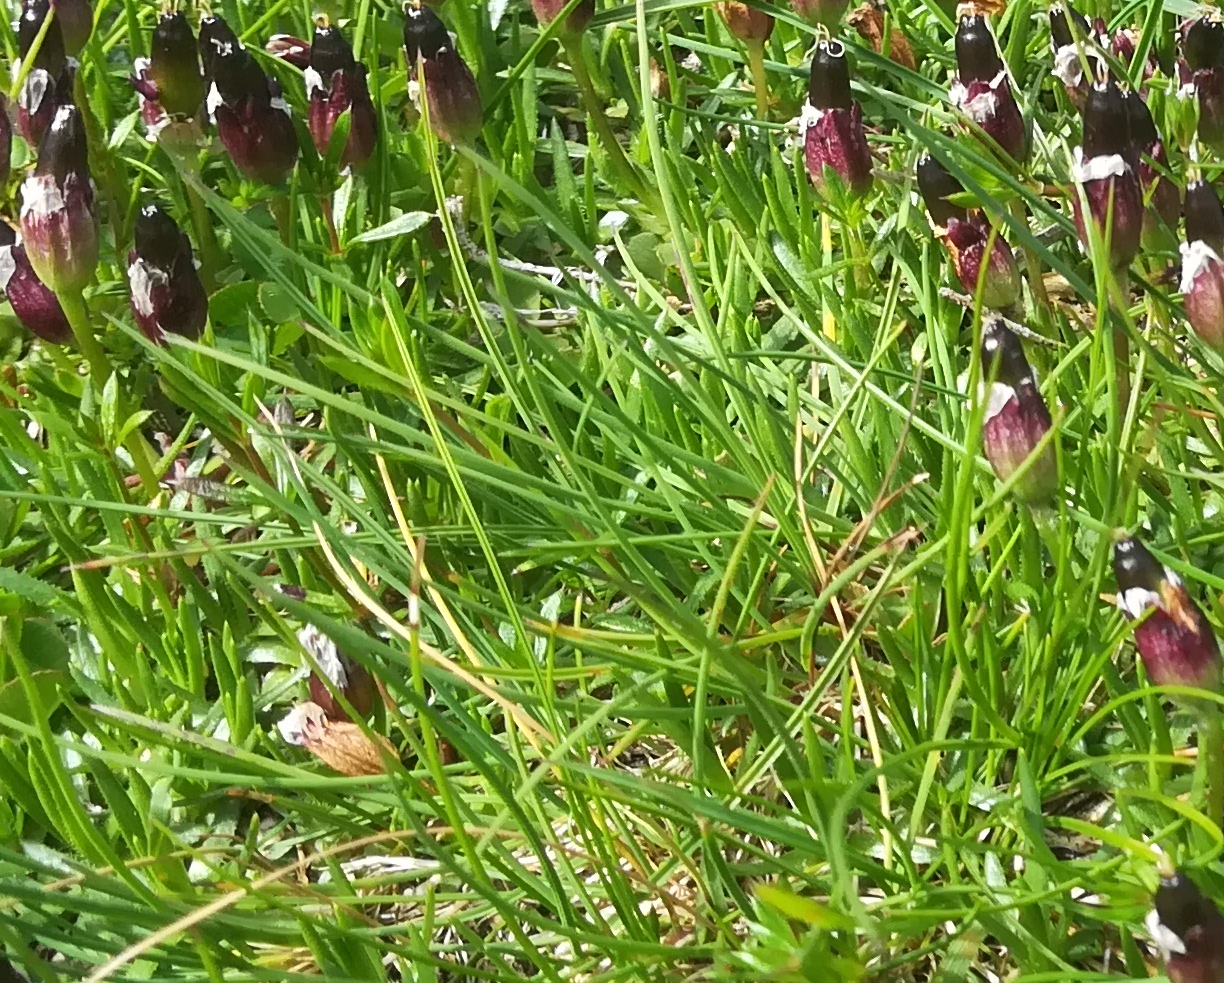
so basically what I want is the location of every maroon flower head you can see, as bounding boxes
[803,39,872,195]
[950,14,1027,162]
[20,102,97,294]
[533,0,596,35]
[979,322,1056,502]
[307,20,377,167]
[1073,80,1143,271]
[1114,537,1221,693]
[1196,65,1224,155]
[1148,871,1224,983]
[714,2,773,46]
[1183,15,1224,72]
[127,204,207,346]
[0,224,70,344]
[1181,181,1224,354]
[202,15,299,184]
[917,154,968,227]
[16,0,68,149]
[145,12,205,118]
[266,34,312,69]
[404,8,483,146]
[946,215,1021,310]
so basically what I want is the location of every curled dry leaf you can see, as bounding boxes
[278,701,394,776]
[847,1,916,71]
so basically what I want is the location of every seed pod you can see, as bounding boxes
[979,322,1057,502]
[1049,3,1102,112]
[790,0,847,29]
[802,39,872,195]
[1181,181,1224,353]
[714,2,774,46]
[16,0,68,149]
[201,14,299,184]
[1114,537,1221,693]
[51,0,92,56]
[950,14,1027,162]
[847,1,915,72]
[533,0,596,36]
[1072,80,1143,271]
[916,154,968,227]
[306,20,378,168]
[404,7,483,146]
[1146,870,1224,983]
[945,215,1021,311]
[277,701,393,776]
[1124,90,1180,247]
[0,225,70,344]
[19,102,97,295]
[298,624,376,722]
[127,204,207,345]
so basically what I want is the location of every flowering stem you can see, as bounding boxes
[58,289,160,497]
[561,36,652,206]
[746,41,770,121]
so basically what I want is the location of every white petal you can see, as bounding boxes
[297,624,347,688]
[1145,908,1187,959]
[1071,146,1129,183]
[127,258,167,319]
[277,702,327,746]
[303,67,323,98]
[1181,239,1222,295]
[0,245,16,294]
[982,381,1016,423]
[19,174,64,220]
[1117,585,1160,619]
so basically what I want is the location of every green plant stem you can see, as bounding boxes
[746,41,769,122]
[1203,708,1224,828]
[1010,197,1050,323]
[561,36,653,207]
[59,289,161,497]
[185,179,222,293]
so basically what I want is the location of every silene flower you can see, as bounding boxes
[1146,870,1224,983]
[1072,79,1143,271]
[1124,90,1180,247]
[298,624,375,722]
[14,0,69,149]
[305,19,377,168]
[978,321,1057,502]
[0,223,70,344]
[131,11,206,146]
[403,4,483,147]
[1114,537,1221,694]
[847,0,916,72]
[802,38,872,196]
[127,204,207,345]
[950,13,1027,163]
[1182,14,1224,153]
[1180,179,1224,354]
[1049,2,1102,112]
[19,102,97,295]
[200,14,299,184]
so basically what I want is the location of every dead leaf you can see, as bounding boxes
[278,701,395,777]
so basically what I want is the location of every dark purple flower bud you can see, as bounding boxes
[306,21,377,168]
[266,34,312,70]
[1196,67,1224,156]
[403,6,483,145]
[51,0,91,57]
[789,0,846,28]
[1147,871,1224,983]
[979,322,1057,502]
[1181,181,1224,353]
[533,0,596,36]
[146,12,205,118]
[1184,15,1224,72]
[0,225,70,343]
[298,625,375,722]
[20,102,97,294]
[916,154,968,227]
[1049,2,1090,50]
[946,215,1021,310]
[1049,4,1101,113]
[1072,80,1143,271]
[127,204,206,346]
[403,4,452,70]
[202,15,299,184]
[16,0,67,149]
[951,14,1027,162]
[802,39,872,195]
[1114,537,1221,693]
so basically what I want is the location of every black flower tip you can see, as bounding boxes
[1049,2,1090,48]
[1187,180,1224,246]
[916,154,968,226]
[203,21,269,106]
[404,4,451,64]
[980,322,1032,388]
[198,14,242,80]
[133,203,184,260]
[1156,872,1220,941]
[807,39,852,111]
[311,21,356,78]
[19,0,66,75]
[955,14,1003,84]
[1184,15,1224,72]
[1113,536,1165,593]
[35,102,88,182]
[1082,80,1132,158]
[149,11,204,118]
[1124,89,1158,148]
[153,11,196,64]
[0,224,16,249]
